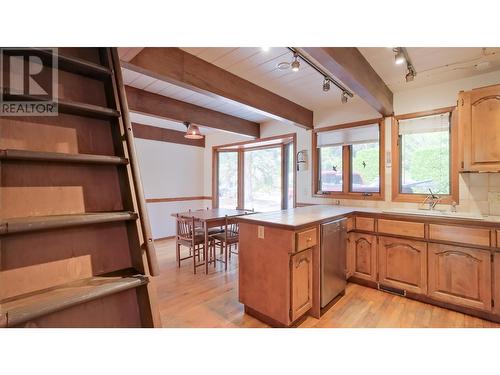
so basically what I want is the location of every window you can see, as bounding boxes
[319,145,343,192]
[392,108,458,203]
[214,134,296,212]
[217,152,238,209]
[313,119,385,200]
[351,142,380,193]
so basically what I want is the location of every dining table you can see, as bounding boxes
[172,208,251,274]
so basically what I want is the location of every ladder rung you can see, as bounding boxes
[0,149,129,165]
[1,92,120,120]
[0,211,138,236]
[1,48,112,80]
[0,273,149,327]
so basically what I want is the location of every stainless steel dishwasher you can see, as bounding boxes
[320,218,347,308]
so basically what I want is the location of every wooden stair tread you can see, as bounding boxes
[0,149,128,165]
[0,211,138,235]
[0,274,148,327]
[1,48,112,79]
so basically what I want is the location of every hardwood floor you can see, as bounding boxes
[154,238,500,328]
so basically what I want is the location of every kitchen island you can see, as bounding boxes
[237,205,500,327]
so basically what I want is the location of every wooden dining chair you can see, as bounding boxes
[175,214,208,274]
[210,215,239,271]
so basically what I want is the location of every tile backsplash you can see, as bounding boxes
[460,173,500,216]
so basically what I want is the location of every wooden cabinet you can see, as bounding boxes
[351,233,377,282]
[494,252,500,315]
[290,248,313,322]
[346,232,355,279]
[459,84,500,172]
[428,243,491,311]
[378,237,427,294]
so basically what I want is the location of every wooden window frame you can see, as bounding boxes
[212,133,297,210]
[391,106,459,204]
[312,118,385,201]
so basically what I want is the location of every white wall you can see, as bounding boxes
[260,70,500,215]
[135,138,208,239]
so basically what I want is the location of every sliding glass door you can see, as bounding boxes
[244,147,282,212]
[217,151,238,209]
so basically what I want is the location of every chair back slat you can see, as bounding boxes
[176,214,197,243]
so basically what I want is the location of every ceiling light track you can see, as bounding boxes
[287,47,354,101]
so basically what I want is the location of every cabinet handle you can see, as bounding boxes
[307,237,312,242]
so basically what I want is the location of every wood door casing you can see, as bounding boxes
[352,233,377,282]
[290,248,313,322]
[428,243,492,311]
[378,236,427,294]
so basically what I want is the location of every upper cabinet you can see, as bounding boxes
[458,84,500,172]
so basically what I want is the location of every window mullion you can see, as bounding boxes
[342,145,350,194]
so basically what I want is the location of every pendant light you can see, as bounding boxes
[184,121,203,139]
[291,52,300,72]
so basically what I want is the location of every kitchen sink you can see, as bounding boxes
[382,208,484,220]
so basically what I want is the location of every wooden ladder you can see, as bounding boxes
[0,48,160,327]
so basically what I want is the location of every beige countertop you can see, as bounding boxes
[237,205,500,230]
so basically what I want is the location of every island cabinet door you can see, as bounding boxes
[290,248,313,322]
[493,252,500,315]
[352,233,377,282]
[346,232,355,279]
[428,243,492,311]
[378,237,427,294]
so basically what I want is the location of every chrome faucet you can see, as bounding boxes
[420,189,442,210]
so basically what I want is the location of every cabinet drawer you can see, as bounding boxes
[296,228,317,252]
[378,219,425,238]
[497,230,500,248]
[355,217,375,232]
[429,224,491,247]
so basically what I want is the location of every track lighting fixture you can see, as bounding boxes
[393,48,406,65]
[322,78,331,92]
[291,52,300,72]
[285,48,354,101]
[341,91,349,104]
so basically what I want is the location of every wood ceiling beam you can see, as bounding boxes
[132,123,205,148]
[124,47,314,129]
[125,86,260,138]
[300,47,394,116]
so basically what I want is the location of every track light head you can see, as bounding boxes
[322,78,331,92]
[405,68,416,82]
[341,91,349,104]
[291,53,300,72]
[394,48,406,65]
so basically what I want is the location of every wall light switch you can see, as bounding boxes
[258,226,265,239]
